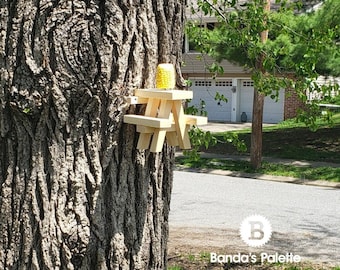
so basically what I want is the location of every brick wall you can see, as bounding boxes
[284,88,306,120]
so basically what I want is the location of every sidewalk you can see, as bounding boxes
[189,152,340,169]
[200,121,275,132]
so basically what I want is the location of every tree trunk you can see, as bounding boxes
[0,0,185,269]
[250,89,265,169]
[250,0,270,169]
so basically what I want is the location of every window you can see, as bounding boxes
[184,21,219,53]
[216,80,233,87]
[194,80,212,87]
[242,81,254,87]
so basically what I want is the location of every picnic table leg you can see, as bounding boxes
[150,129,168,152]
[137,133,153,150]
[137,98,160,150]
[149,99,173,152]
[166,132,179,146]
[172,100,191,149]
[144,98,160,116]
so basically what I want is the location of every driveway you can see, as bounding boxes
[169,171,340,265]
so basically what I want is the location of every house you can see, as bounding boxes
[181,1,321,124]
[181,53,294,123]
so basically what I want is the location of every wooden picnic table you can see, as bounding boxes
[124,89,207,152]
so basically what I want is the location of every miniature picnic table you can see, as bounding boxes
[124,89,207,152]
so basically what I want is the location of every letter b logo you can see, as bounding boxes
[249,220,265,240]
[240,215,272,247]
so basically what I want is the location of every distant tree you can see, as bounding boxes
[0,0,185,269]
[188,0,339,169]
[311,0,340,76]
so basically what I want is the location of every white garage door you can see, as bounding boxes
[189,79,233,122]
[240,80,284,123]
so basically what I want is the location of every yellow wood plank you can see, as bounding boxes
[136,126,154,133]
[150,130,167,152]
[185,115,208,125]
[158,99,173,118]
[144,98,160,117]
[137,125,176,133]
[135,89,193,100]
[171,100,188,149]
[166,132,179,146]
[137,133,152,150]
[124,115,172,128]
[181,124,192,149]
[136,125,178,147]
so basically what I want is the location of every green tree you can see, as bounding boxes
[188,0,339,169]
[311,0,340,76]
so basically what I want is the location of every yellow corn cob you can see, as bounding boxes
[156,63,176,89]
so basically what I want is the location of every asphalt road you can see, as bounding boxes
[169,171,340,264]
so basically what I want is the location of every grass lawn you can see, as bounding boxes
[177,114,340,182]
[176,158,340,182]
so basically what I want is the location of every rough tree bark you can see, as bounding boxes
[0,0,185,269]
[250,89,265,169]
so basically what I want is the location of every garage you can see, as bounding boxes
[189,78,285,123]
[189,79,233,122]
[239,79,285,123]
